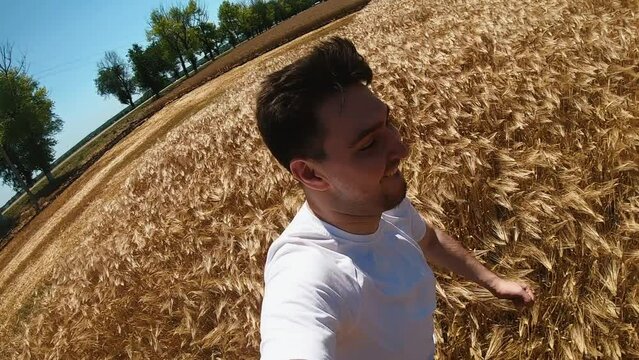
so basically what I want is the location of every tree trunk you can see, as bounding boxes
[171,67,180,80]
[17,162,33,187]
[128,95,135,108]
[6,146,33,187]
[42,168,55,184]
[178,54,189,77]
[202,39,214,60]
[1,146,38,211]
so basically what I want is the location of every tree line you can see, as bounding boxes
[95,0,321,106]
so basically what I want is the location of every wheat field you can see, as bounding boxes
[2,0,638,358]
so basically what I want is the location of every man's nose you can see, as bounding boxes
[397,137,409,159]
[389,131,409,161]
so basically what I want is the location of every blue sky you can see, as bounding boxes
[0,0,224,206]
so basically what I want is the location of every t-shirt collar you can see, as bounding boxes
[302,201,384,243]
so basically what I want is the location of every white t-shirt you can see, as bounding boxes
[260,197,437,360]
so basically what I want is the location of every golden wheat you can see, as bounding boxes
[2,0,638,358]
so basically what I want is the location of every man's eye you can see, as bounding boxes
[360,140,375,151]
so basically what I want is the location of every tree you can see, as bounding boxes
[197,21,223,59]
[240,3,260,38]
[168,1,201,72]
[192,2,224,59]
[156,38,183,80]
[218,1,244,46]
[249,0,274,34]
[0,43,63,209]
[13,85,62,184]
[148,6,193,77]
[0,139,39,210]
[0,44,33,189]
[267,0,289,24]
[95,51,137,107]
[128,43,173,97]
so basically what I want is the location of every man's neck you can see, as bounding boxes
[306,196,382,235]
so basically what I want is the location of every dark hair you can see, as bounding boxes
[255,36,373,171]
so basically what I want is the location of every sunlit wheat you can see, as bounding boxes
[3,0,638,358]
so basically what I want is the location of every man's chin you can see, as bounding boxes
[382,175,407,211]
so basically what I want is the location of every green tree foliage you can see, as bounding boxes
[148,2,204,77]
[128,43,173,97]
[0,78,62,187]
[218,0,317,45]
[148,7,191,78]
[0,43,63,209]
[250,0,274,33]
[267,0,289,24]
[196,21,224,59]
[218,1,245,46]
[156,38,184,80]
[168,1,201,72]
[94,51,137,107]
[192,2,225,59]
[13,85,62,184]
[143,0,320,79]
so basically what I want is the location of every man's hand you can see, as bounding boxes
[488,278,535,307]
[420,226,536,308]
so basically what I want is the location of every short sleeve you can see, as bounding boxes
[260,248,357,360]
[382,197,428,244]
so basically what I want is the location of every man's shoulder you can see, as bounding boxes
[263,241,361,311]
[264,224,345,283]
[381,197,428,244]
[265,242,334,278]
[264,207,358,294]
[265,201,334,263]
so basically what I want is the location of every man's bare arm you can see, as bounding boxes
[419,225,535,306]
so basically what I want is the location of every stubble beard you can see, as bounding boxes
[381,174,408,211]
[329,172,408,215]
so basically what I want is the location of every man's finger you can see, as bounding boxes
[525,287,535,302]
[518,283,535,302]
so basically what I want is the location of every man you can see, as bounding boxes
[255,37,534,360]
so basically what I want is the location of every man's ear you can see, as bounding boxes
[290,159,330,191]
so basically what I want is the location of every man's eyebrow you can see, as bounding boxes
[348,105,390,148]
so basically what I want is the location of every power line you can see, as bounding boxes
[32,43,133,80]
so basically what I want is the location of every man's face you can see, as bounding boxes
[310,83,409,215]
